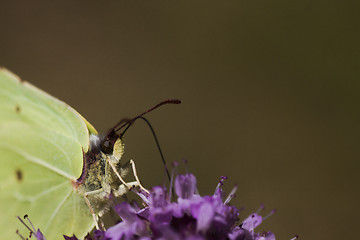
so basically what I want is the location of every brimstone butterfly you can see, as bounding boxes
[0,68,170,239]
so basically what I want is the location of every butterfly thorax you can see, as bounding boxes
[74,134,128,196]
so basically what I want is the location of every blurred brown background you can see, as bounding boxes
[1,1,359,239]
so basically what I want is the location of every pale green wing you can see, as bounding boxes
[0,69,96,239]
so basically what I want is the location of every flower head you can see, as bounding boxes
[99,170,276,240]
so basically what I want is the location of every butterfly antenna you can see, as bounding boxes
[113,99,181,135]
[101,100,180,154]
[140,116,171,181]
[106,99,181,182]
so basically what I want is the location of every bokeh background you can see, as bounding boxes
[1,1,359,239]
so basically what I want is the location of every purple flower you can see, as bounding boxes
[16,215,46,240]
[103,172,277,240]
[101,202,147,240]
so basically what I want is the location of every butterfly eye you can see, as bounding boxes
[101,139,113,154]
[100,130,118,154]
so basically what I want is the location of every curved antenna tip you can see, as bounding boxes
[169,99,181,104]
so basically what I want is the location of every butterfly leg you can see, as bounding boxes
[129,159,149,194]
[113,180,138,197]
[107,157,132,189]
[107,156,149,194]
[83,189,106,230]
